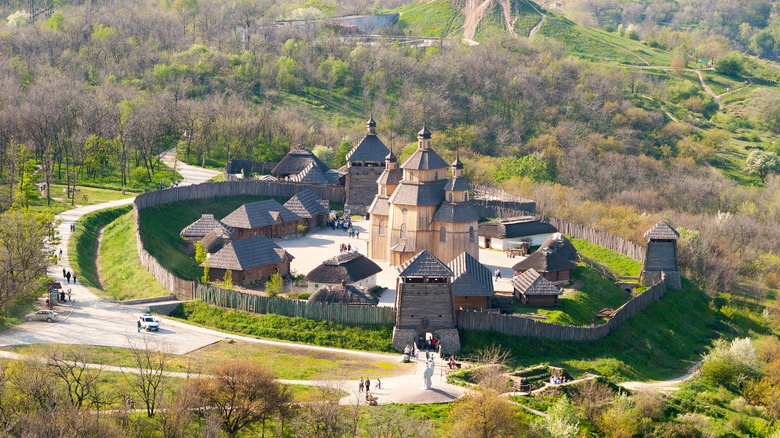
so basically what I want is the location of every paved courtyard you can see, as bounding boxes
[277,219,525,306]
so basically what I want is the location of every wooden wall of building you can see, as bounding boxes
[395,282,455,331]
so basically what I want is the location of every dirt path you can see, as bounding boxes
[640,94,679,123]
[497,0,517,38]
[695,70,721,110]
[619,361,701,392]
[462,0,492,40]
[94,225,107,290]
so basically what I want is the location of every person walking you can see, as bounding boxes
[365,378,370,392]
[358,377,364,393]
[137,320,141,333]
[66,271,71,284]
[356,229,359,239]
[72,273,77,283]
[376,378,381,389]
[62,268,66,278]
[68,289,72,302]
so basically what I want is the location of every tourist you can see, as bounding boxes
[62,268,66,278]
[60,291,65,302]
[347,244,351,252]
[356,229,359,239]
[66,271,71,284]
[376,378,381,389]
[73,273,77,283]
[137,320,142,333]
[68,289,72,302]
[404,344,411,356]
[365,378,371,392]
[359,377,364,393]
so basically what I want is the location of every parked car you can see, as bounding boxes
[138,314,160,331]
[26,310,58,322]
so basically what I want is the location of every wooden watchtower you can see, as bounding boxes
[640,221,681,290]
[392,250,460,353]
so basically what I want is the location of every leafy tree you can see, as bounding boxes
[745,150,780,183]
[0,210,55,317]
[265,272,283,297]
[194,360,292,438]
[749,30,776,58]
[201,257,210,284]
[714,53,744,77]
[701,337,760,386]
[445,390,524,438]
[223,269,233,289]
[194,241,207,264]
[492,155,549,184]
[332,137,353,168]
[312,145,335,168]
[541,395,579,438]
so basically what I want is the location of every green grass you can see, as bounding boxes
[536,14,673,66]
[169,300,395,352]
[137,195,288,281]
[4,341,410,380]
[512,1,542,37]
[568,237,642,277]
[515,265,631,326]
[100,211,173,300]
[709,142,763,186]
[462,278,728,382]
[49,184,134,207]
[69,204,133,290]
[395,0,464,37]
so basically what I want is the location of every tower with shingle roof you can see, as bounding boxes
[391,250,460,353]
[640,220,681,290]
[344,117,391,212]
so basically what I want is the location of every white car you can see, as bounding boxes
[26,310,58,322]
[138,314,160,331]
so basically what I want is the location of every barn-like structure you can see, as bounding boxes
[284,189,329,228]
[180,214,234,252]
[201,235,294,286]
[304,252,382,292]
[512,248,576,283]
[512,268,563,307]
[221,200,301,239]
[447,251,494,310]
[640,220,681,289]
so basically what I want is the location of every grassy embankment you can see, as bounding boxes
[99,211,173,300]
[4,340,408,381]
[394,0,464,38]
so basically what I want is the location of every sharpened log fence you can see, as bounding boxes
[457,279,667,340]
[193,283,396,325]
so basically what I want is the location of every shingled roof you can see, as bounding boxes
[644,220,679,240]
[539,233,579,261]
[284,189,329,219]
[289,162,329,185]
[308,284,379,306]
[444,176,470,192]
[512,269,562,296]
[272,147,329,176]
[387,181,446,206]
[368,196,391,216]
[180,214,234,239]
[346,134,390,163]
[400,148,449,170]
[305,252,382,284]
[479,216,558,239]
[512,248,576,273]
[448,252,494,297]
[377,167,402,185]
[201,235,292,271]
[432,203,479,223]
[221,200,301,229]
[398,250,454,277]
[201,227,233,253]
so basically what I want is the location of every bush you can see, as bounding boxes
[130,167,149,184]
[603,24,615,32]
[701,338,759,386]
[715,53,744,77]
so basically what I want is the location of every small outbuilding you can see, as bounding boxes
[512,248,576,283]
[511,268,562,307]
[201,227,234,253]
[201,235,293,286]
[307,283,379,306]
[478,216,557,249]
[447,251,494,310]
[180,214,234,252]
[284,189,330,228]
[539,233,579,262]
[221,200,302,240]
[272,147,330,180]
[305,252,383,292]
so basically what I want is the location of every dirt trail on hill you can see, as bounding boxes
[695,70,722,110]
[462,0,492,40]
[497,0,517,37]
[522,0,546,38]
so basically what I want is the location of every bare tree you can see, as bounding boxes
[157,381,199,438]
[293,380,352,438]
[44,344,103,408]
[361,404,435,437]
[125,337,170,418]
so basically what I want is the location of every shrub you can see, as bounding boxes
[265,272,283,297]
[222,269,232,289]
[715,53,744,77]
[540,395,579,438]
[130,167,149,184]
[701,338,759,386]
[603,24,615,32]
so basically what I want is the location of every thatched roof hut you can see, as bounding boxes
[201,227,234,253]
[180,214,234,240]
[512,248,576,282]
[284,189,329,219]
[307,283,379,306]
[272,147,329,178]
[539,233,579,261]
[305,252,382,285]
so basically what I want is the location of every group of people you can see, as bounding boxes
[68,223,76,232]
[339,243,355,254]
[358,377,381,405]
[62,268,76,284]
[403,344,419,360]
[447,355,461,370]
[329,216,352,231]
[550,374,567,385]
[48,289,72,305]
